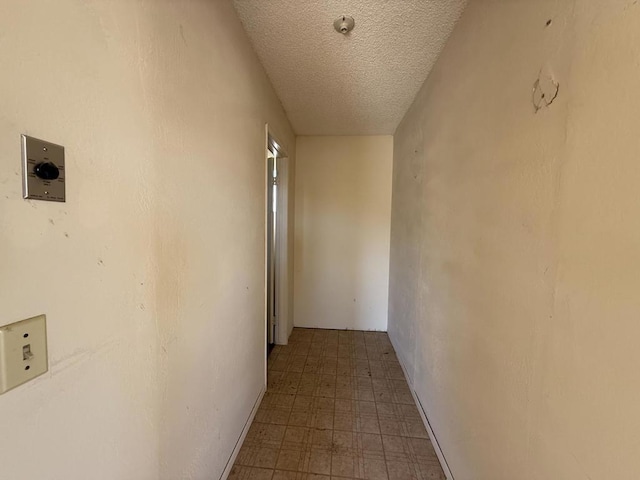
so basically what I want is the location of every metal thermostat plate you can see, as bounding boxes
[21,134,66,202]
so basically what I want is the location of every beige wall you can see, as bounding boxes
[389,1,640,479]
[294,136,392,331]
[0,1,294,479]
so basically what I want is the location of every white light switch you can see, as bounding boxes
[0,315,48,394]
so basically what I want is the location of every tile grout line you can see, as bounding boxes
[234,329,444,480]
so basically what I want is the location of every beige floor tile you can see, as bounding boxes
[332,430,354,449]
[269,393,296,408]
[335,385,356,399]
[274,471,327,480]
[276,449,304,471]
[283,426,311,450]
[316,385,336,398]
[230,466,274,480]
[310,428,333,448]
[247,467,275,480]
[271,471,299,480]
[263,406,293,425]
[253,447,279,469]
[308,451,331,475]
[293,395,314,410]
[356,400,378,415]
[333,412,356,431]
[407,438,440,464]
[359,432,384,454]
[403,419,429,439]
[298,382,318,396]
[227,465,248,479]
[313,410,334,429]
[289,410,314,427]
[334,398,353,413]
[364,457,389,480]
[386,461,418,480]
[315,397,335,411]
[331,454,355,478]
[381,435,406,455]
[232,328,446,480]
[379,417,402,436]
[396,403,420,419]
[416,462,447,480]
[394,391,415,405]
[358,414,381,434]
[375,403,397,418]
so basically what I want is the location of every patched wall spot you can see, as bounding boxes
[532,68,559,112]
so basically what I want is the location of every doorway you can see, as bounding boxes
[265,130,290,355]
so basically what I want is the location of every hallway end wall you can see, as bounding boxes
[294,136,392,331]
[389,1,640,479]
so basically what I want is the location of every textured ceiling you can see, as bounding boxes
[232,0,467,135]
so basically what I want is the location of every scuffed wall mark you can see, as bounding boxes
[532,69,559,113]
[50,339,120,370]
[64,232,69,238]
[179,25,188,46]
[97,258,104,266]
[49,218,55,225]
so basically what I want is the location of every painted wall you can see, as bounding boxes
[389,1,640,479]
[0,1,294,479]
[294,136,392,331]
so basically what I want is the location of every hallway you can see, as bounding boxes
[4,1,640,478]
[230,328,444,480]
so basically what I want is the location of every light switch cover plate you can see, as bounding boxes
[0,315,48,394]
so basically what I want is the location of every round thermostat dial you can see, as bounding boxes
[34,162,60,181]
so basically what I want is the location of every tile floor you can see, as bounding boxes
[229,328,446,480]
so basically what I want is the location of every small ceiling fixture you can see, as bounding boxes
[334,15,355,34]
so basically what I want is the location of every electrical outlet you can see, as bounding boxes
[0,315,48,394]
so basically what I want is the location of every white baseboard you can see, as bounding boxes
[389,336,455,480]
[219,385,266,480]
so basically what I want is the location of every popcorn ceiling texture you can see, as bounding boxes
[232,0,468,135]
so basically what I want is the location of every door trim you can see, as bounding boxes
[275,155,290,346]
[265,126,291,349]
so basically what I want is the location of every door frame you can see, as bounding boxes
[264,126,291,352]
